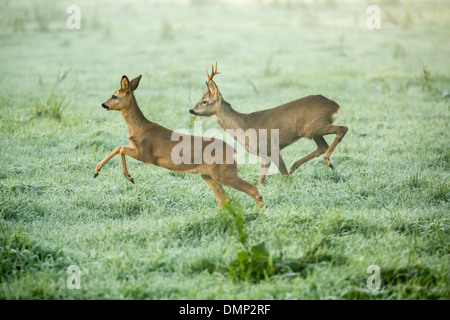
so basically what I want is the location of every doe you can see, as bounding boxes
[95,75,264,208]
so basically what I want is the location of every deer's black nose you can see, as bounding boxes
[189,109,196,115]
[102,103,109,110]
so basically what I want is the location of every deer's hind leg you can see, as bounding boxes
[319,125,348,168]
[290,137,329,174]
[212,168,264,208]
[201,174,228,208]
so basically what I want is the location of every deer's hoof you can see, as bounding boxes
[94,173,99,178]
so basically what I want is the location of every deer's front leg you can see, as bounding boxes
[94,146,122,178]
[94,146,140,183]
[119,147,140,184]
[274,154,289,177]
[258,158,271,186]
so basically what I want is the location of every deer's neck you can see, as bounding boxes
[214,100,247,131]
[121,95,150,136]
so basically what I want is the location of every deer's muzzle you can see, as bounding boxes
[102,103,109,110]
[189,109,197,115]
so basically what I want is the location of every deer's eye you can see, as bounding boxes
[112,95,117,100]
[202,100,207,105]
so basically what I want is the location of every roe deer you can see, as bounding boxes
[189,63,348,186]
[94,75,264,208]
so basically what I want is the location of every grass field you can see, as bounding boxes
[0,0,449,299]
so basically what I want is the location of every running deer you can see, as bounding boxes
[189,63,348,186]
[94,75,264,208]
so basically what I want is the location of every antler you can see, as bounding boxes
[206,62,220,81]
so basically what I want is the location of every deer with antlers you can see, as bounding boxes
[189,63,348,186]
[94,75,264,208]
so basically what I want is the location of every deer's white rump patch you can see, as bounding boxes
[331,106,341,122]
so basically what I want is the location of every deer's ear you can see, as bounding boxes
[130,75,142,91]
[121,75,130,92]
[208,80,218,97]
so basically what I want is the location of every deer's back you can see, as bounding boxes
[245,95,340,141]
